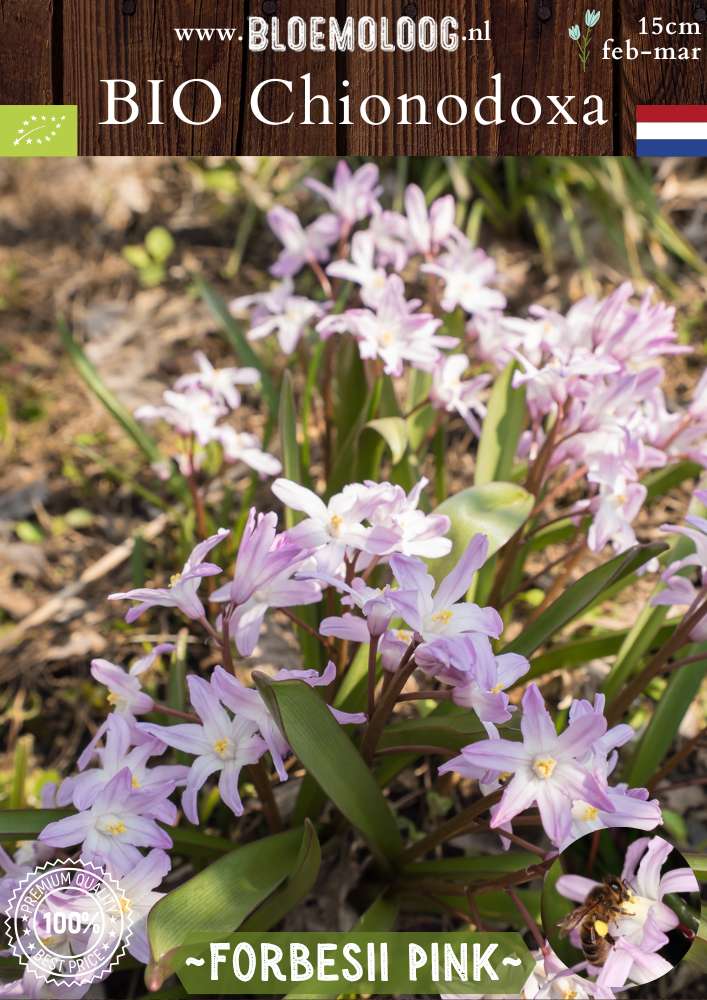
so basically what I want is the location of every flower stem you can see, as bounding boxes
[367,634,380,719]
[402,789,503,862]
[247,760,283,834]
[506,886,548,953]
[152,702,198,722]
[360,640,418,763]
[607,595,707,722]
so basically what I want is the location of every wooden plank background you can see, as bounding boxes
[0,0,705,155]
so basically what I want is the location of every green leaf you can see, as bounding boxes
[278,371,301,529]
[603,490,707,699]
[241,820,320,931]
[475,361,526,485]
[642,460,700,502]
[59,317,161,464]
[194,276,277,418]
[122,244,151,269]
[684,855,707,882]
[254,675,403,867]
[145,226,175,263]
[404,853,536,881]
[528,624,674,680]
[363,416,408,465]
[147,827,305,985]
[431,482,534,585]
[378,712,487,752]
[628,659,707,787]
[503,542,668,658]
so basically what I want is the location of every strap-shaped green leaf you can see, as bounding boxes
[475,360,526,486]
[147,826,306,986]
[59,317,160,463]
[241,820,320,931]
[254,675,403,867]
[503,542,667,658]
[628,659,707,787]
[430,481,534,585]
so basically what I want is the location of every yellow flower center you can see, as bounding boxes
[532,756,557,780]
[379,328,395,347]
[120,896,131,914]
[491,683,503,694]
[130,774,141,789]
[105,820,126,836]
[170,572,182,586]
[329,513,344,536]
[107,692,119,706]
[395,629,412,643]
[562,990,578,1000]
[213,738,230,758]
[581,805,598,821]
[498,771,513,783]
[431,609,453,625]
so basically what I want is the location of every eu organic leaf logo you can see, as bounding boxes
[13,112,66,148]
[569,9,601,71]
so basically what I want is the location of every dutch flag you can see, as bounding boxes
[637,106,707,156]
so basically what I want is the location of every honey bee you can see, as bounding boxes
[558,876,633,967]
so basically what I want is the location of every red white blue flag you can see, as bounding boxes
[637,106,707,156]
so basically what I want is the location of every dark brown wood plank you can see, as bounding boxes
[238,0,337,154]
[484,0,614,155]
[63,1,244,155]
[619,0,707,153]
[0,0,55,104]
[343,1,614,155]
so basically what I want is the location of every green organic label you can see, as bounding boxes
[0,106,78,156]
[174,931,534,995]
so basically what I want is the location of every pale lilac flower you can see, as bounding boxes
[587,483,647,555]
[379,628,415,672]
[216,426,282,477]
[212,663,365,783]
[231,277,327,355]
[326,231,389,308]
[430,354,491,435]
[273,478,398,564]
[135,388,225,444]
[402,184,456,256]
[442,684,614,847]
[218,507,314,607]
[89,658,157,717]
[415,634,529,723]
[389,536,502,644]
[305,162,382,232]
[319,577,402,643]
[652,489,707,638]
[141,674,266,822]
[211,666,291,781]
[212,511,321,656]
[317,275,455,377]
[558,836,698,989]
[60,714,186,823]
[174,351,260,409]
[109,528,229,623]
[422,234,506,316]
[108,848,171,964]
[267,206,339,277]
[368,207,411,271]
[39,768,173,873]
[359,478,452,562]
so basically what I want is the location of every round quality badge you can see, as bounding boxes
[4,858,132,989]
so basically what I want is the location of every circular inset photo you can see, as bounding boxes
[541,832,700,992]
